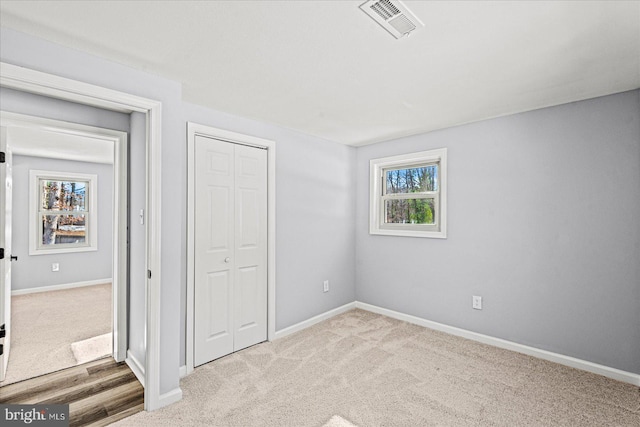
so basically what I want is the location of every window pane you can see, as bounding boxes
[41,180,87,211]
[42,214,86,245]
[385,165,438,194]
[385,199,435,224]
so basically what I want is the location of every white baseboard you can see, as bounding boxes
[273,302,356,340]
[158,387,183,408]
[179,365,187,379]
[126,350,146,388]
[12,278,112,296]
[355,301,640,387]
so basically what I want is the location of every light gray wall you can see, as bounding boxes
[11,156,113,290]
[273,133,356,328]
[356,90,640,375]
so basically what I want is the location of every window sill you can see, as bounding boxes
[29,245,98,256]
[369,227,447,239]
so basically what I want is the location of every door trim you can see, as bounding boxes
[0,62,165,411]
[0,111,128,362]
[186,122,276,375]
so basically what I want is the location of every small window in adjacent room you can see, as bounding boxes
[29,170,98,255]
[370,148,447,238]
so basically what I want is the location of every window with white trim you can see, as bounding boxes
[370,148,447,238]
[29,170,98,255]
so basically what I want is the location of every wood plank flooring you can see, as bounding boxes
[0,357,143,426]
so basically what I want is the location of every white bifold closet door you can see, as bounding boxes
[194,135,267,367]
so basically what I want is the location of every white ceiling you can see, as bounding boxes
[1,1,639,146]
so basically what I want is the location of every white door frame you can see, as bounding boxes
[0,111,128,361]
[186,122,276,375]
[0,62,164,411]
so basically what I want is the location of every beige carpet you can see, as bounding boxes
[113,309,640,426]
[0,283,112,386]
[71,332,112,365]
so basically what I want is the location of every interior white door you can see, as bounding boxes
[232,143,268,352]
[0,127,13,381]
[194,136,267,367]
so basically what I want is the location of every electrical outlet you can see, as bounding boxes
[323,280,329,293]
[472,295,482,310]
[52,263,60,272]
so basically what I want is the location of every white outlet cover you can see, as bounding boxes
[472,296,482,310]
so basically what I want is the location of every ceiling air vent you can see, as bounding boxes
[360,0,424,39]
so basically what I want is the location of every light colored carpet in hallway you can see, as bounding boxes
[114,309,639,426]
[0,283,112,386]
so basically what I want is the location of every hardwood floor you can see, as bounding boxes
[0,357,143,426]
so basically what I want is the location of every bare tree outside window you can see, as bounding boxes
[30,170,97,255]
[370,148,447,238]
[384,165,437,224]
[40,180,88,246]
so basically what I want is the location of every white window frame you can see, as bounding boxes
[370,148,447,238]
[29,170,98,255]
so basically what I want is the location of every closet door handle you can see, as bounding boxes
[224,257,230,263]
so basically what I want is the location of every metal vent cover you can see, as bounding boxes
[360,0,424,39]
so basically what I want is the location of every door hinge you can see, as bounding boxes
[0,248,3,259]
[0,324,5,339]
[0,152,4,163]
[147,270,152,279]
[0,344,3,356]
